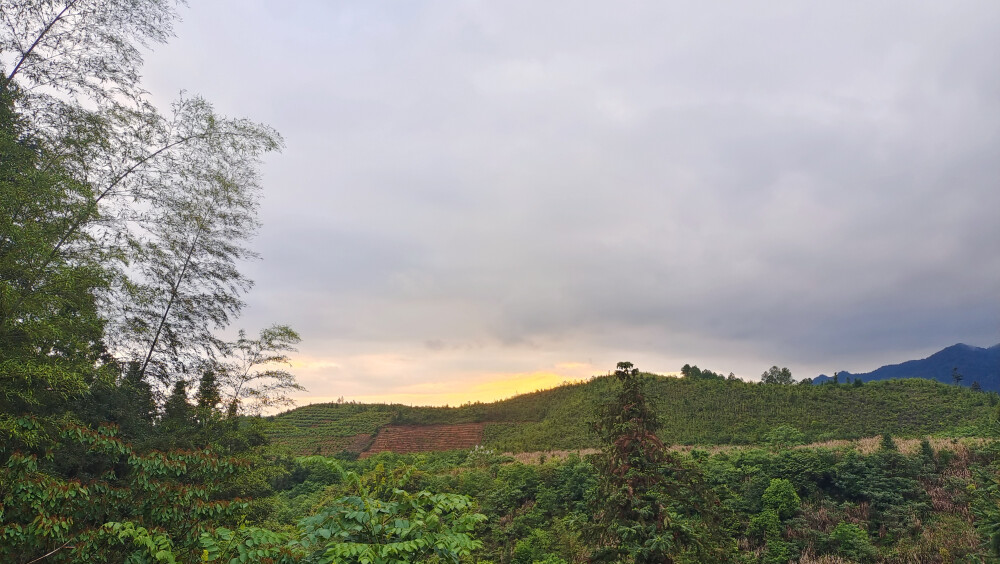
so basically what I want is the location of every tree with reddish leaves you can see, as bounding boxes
[588,362,736,563]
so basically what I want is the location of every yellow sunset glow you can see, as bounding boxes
[283,353,600,409]
[349,371,590,405]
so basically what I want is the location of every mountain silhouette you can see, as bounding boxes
[813,343,1000,391]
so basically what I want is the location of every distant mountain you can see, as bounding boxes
[813,343,1000,391]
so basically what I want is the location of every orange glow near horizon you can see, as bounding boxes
[273,351,694,414]
[281,354,601,410]
[295,371,592,408]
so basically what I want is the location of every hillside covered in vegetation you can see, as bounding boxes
[265,366,1000,563]
[269,375,998,456]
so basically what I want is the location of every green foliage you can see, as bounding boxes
[298,489,485,563]
[102,522,179,564]
[162,380,194,434]
[269,377,996,455]
[267,403,398,456]
[761,478,800,520]
[588,362,735,563]
[198,526,301,564]
[74,362,157,443]
[0,2,310,562]
[760,366,794,385]
[747,510,793,564]
[0,81,108,439]
[831,448,929,541]
[918,438,937,473]
[747,508,779,542]
[971,442,1000,558]
[880,432,898,452]
[511,528,563,564]
[0,423,247,563]
[3,0,286,401]
[266,435,997,563]
[828,522,876,561]
[197,370,223,412]
[681,364,724,381]
[764,425,806,449]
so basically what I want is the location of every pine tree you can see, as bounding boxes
[196,370,222,412]
[879,432,897,452]
[161,380,193,435]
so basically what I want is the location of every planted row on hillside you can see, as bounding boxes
[269,377,998,455]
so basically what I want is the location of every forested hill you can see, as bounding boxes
[268,375,997,455]
[814,343,1000,391]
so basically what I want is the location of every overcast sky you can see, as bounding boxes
[142,1,1000,407]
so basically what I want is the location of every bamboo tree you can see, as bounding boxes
[3,2,282,394]
[215,325,304,416]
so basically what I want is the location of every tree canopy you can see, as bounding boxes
[760,365,795,385]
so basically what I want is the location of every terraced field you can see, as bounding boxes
[267,376,997,455]
[360,423,487,458]
[266,403,396,455]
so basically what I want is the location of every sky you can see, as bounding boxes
[141,1,1000,408]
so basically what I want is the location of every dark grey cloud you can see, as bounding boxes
[142,1,1000,399]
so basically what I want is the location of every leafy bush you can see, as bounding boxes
[298,489,486,563]
[762,478,801,520]
[828,522,876,561]
[0,423,249,563]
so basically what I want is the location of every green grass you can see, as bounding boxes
[268,376,999,454]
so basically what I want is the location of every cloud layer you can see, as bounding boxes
[144,1,1000,404]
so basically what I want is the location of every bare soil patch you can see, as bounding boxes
[360,423,487,458]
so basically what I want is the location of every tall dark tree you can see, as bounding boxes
[74,361,156,443]
[161,380,193,434]
[589,362,735,562]
[196,370,222,412]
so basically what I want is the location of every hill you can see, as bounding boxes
[267,375,998,456]
[814,343,1000,390]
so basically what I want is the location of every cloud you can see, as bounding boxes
[143,1,1000,404]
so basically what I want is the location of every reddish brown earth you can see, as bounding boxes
[360,423,487,458]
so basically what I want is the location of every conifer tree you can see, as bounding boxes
[161,381,193,433]
[196,370,222,412]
